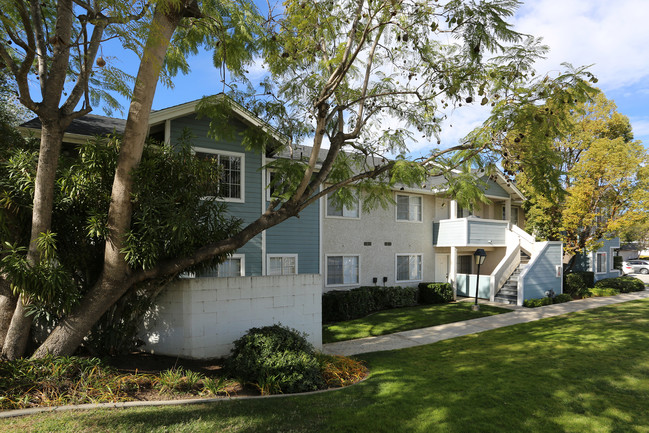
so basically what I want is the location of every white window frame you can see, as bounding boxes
[595,252,607,274]
[217,254,245,277]
[395,253,423,283]
[395,193,423,223]
[193,147,245,203]
[325,192,360,219]
[325,254,360,287]
[266,254,298,276]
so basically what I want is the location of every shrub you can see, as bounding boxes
[225,325,324,394]
[588,287,620,297]
[418,282,454,304]
[594,276,645,293]
[552,293,573,304]
[564,272,593,298]
[523,297,553,308]
[322,286,418,322]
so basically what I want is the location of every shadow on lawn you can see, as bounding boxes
[75,300,649,433]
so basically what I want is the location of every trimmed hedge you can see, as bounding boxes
[418,282,454,304]
[523,293,572,308]
[225,325,324,394]
[594,276,645,293]
[588,287,620,297]
[564,272,594,298]
[322,286,418,322]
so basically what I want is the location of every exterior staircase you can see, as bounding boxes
[494,251,530,305]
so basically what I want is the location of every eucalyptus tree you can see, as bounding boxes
[3,0,596,358]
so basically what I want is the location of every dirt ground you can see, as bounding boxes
[100,351,227,377]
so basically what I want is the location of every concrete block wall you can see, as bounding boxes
[140,274,322,359]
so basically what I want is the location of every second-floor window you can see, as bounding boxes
[396,194,422,222]
[195,148,244,202]
[326,193,359,218]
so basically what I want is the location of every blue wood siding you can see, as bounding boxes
[170,114,263,276]
[266,200,320,274]
[481,176,509,198]
[521,242,562,300]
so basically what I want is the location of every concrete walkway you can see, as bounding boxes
[322,290,649,356]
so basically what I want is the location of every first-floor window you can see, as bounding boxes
[268,255,297,275]
[197,255,244,277]
[327,255,359,285]
[396,254,423,282]
[596,252,607,274]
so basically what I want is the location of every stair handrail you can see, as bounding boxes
[510,224,535,255]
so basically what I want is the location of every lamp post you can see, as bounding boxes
[473,249,487,311]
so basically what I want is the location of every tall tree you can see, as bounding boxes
[507,91,649,261]
[0,0,260,358]
[2,0,596,358]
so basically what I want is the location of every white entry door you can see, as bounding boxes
[435,254,450,283]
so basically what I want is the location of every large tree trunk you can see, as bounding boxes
[0,277,17,349]
[2,123,65,359]
[32,3,190,358]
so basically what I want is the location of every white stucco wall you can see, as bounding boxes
[322,192,442,290]
[140,274,322,359]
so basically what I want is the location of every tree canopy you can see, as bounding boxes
[0,0,598,358]
[511,91,649,258]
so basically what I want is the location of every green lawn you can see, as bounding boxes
[3,299,649,432]
[323,302,511,343]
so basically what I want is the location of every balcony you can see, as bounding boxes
[433,218,509,247]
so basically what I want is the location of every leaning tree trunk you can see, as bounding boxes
[32,3,191,358]
[2,123,65,359]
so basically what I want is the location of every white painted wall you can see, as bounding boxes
[140,274,322,359]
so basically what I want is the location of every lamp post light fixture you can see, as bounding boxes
[473,248,487,311]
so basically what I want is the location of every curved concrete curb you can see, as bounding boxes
[0,375,370,419]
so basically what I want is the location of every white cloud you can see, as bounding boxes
[514,0,649,91]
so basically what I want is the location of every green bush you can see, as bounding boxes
[225,325,324,395]
[523,297,553,308]
[594,276,645,293]
[322,286,418,322]
[588,287,620,297]
[564,272,593,298]
[418,282,454,304]
[552,293,573,304]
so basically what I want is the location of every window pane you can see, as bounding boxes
[326,196,343,216]
[410,197,422,221]
[218,258,241,277]
[284,256,296,274]
[327,256,343,285]
[268,257,282,275]
[397,256,409,280]
[343,256,359,284]
[397,195,409,220]
[397,255,422,281]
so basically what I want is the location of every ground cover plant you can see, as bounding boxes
[323,302,510,343]
[3,299,648,432]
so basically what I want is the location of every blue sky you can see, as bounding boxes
[106,0,649,149]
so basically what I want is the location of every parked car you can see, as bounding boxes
[622,260,649,274]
